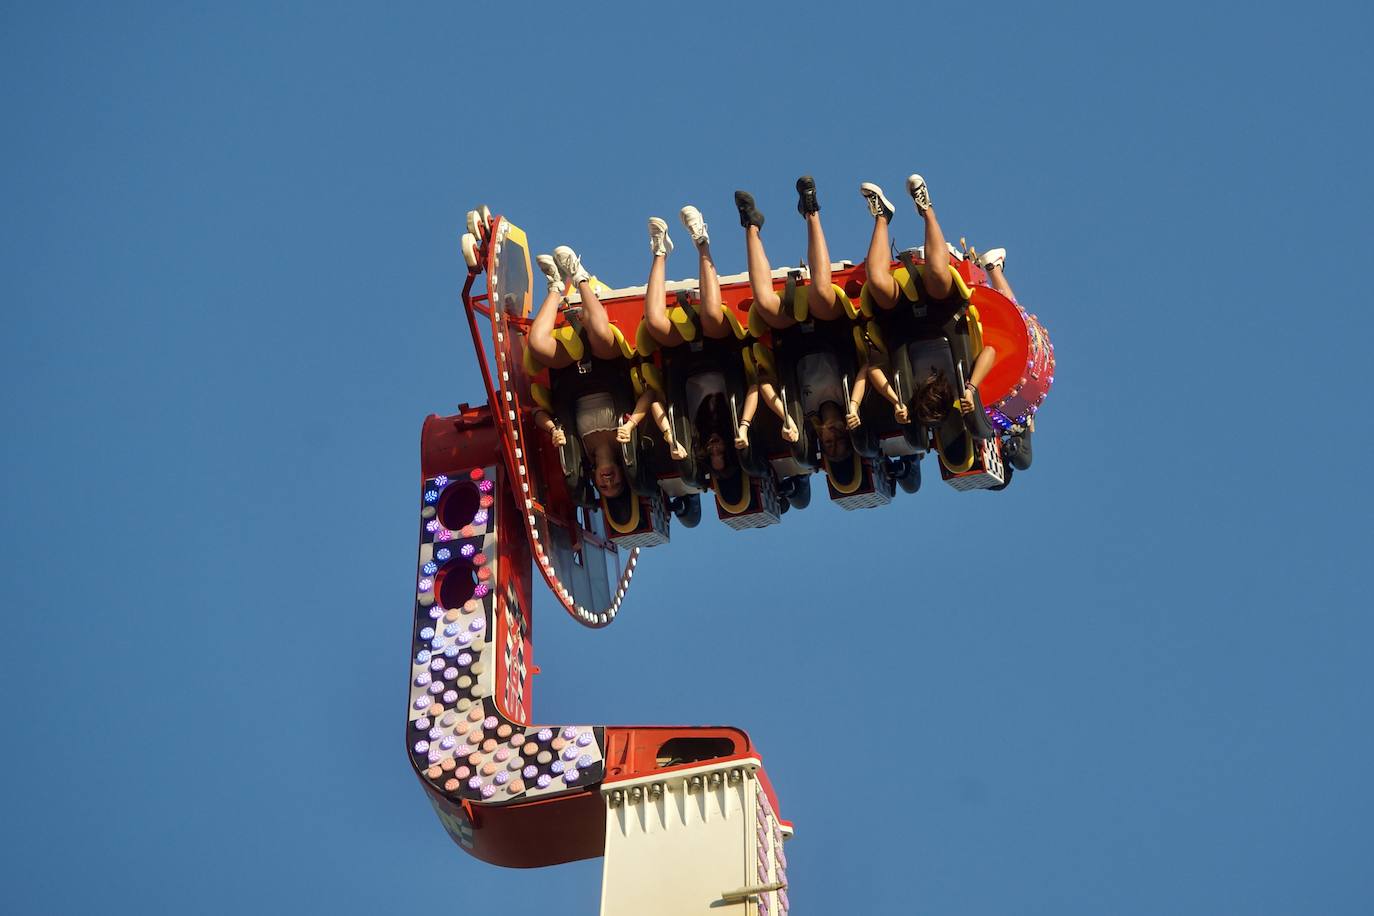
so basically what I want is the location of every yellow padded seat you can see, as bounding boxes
[722,308,748,340]
[635,319,658,357]
[529,382,554,414]
[638,362,667,398]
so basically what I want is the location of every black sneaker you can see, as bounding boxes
[796,175,820,216]
[734,191,765,229]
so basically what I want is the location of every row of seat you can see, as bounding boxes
[521,259,1033,547]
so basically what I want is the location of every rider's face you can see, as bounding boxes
[817,424,850,460]
[594,461,625,498]
[705,434,727,471]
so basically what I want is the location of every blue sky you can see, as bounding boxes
[3,2,1372,913]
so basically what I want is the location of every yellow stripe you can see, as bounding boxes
[530,382,554,413]
[603,492,642,534]
[823,454,864,495]
[713,476,754,514]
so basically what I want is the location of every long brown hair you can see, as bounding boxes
[914,367,954,425]
[693,392,740,479]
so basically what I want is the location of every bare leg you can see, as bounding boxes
[865,216,899,309]
[866,364,910,424]
[528,286,571,368]
[986,263,1017,302]
[804,213,839,319]
[745,226,789,329]
[757,379,798,442]
[920,206,954,300]
[576,279,621,360]
[643,251,685,347]
[697,241,727,339]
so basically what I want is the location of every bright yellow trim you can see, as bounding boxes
[603,492,643,534]
[635,319,658,357]
[610,324,634,359]
[851,326,868,361]
[748,302,770,338]
[949,269,972,301]
[668,305,697,342]
[823,454,864,495]
[835,285,858,320]
[750,342,777,380]
[723,308,747,340]
[523,344,542,377]
[713,476,754,514]
[936,429,976,473]
[859,282,877,316]
[629,365,645,398]
[639,362,666,398]
[740,347,758,384]
[894,265,921,301]
[530,382,554,413]
[790,283,808,322]
[500,224,533,318]
[552,324,585,361]
[967,303,984,354]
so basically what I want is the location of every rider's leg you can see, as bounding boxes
[643,217,683,347]
[528,284,571,368]
[576,278,622,361]
[744,225,790,329]
[803,210,840,320]
[697,240,727,339]
[864,208,899,309]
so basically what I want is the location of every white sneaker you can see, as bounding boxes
[536,254,562,292]
[679,206,709,246]
[980,248,1007,271]
[859,182,894,221]
[913,243,964,261]
[648,217,674,257]
[461,232,479,269]
[553,246,589,285]
[906,174,932,213]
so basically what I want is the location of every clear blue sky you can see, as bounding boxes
[3,3,1371,913]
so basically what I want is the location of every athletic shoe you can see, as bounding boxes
[796,175,820,216]
[980,248,1007,271]
[461,232,479,269]
[906,174,932,213]
[648,217,673,257]
[553,246,589,285]
[679,205,709,246]
[536,254,562,291]
[860,182,894,221]
[734,191,765,229]
[913,243,965,261]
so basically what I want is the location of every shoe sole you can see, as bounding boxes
[859,183,894,217]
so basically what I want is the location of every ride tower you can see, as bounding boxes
[406,205,1053,913]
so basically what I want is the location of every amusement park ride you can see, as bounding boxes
[405,202,1055,914]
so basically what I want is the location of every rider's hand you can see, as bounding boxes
[959,385,976,416]
[735,420,750,450]
[551,425,567,447]
[616,422,633,443]
[846,403,861,430]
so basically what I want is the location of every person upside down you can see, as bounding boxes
[526,246,686,500]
